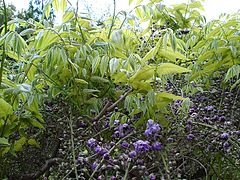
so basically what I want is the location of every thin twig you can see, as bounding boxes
[106,88,132,112]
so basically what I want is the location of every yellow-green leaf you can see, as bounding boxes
[157,48,186,62]
[28,138,40,148]
[142,37,162,63]
[60,0,67,12]
[14,137,27,152]
[130,65,154,82]
[75,78,88,85]
[0,98,13,118]
[62,11,75,23]
[156,92,186,101]
[157,63,191,75]
[52,0,59,12]
[0,138,10,146]
[112,72,128,84]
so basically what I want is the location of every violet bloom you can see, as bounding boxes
[206,105,214,111]
[144,119,161,137]
[219,116,226,122]
[152,141,162,151]
[223,142,231,149]
[103,153,110,160]
[121,141,129,149]
[236,130,240,136]
[220,132,229,140]
[144,129,152,137]
[147,119,154,128]
[129,151,137,158]
[92,162,98,170]
[95,145,102,154]
[149,173,156,180]
[87,138,97,148]
[151,124,161,133]
[133,140,151,153]
[167,137,174,143]
[187,134,195,141]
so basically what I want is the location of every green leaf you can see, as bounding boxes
[28,139,40,148]
[60,0,67,12]
[0,98,13,118]
[130,65,154,82]
[83,89,100,93]
[75,78,88,85]
[0,138,10,146]
[14,137,27,152]
[100,55,109,77]
[129,0,134,5]
[157,48,186,62]
[112,72,128,84]
[109,58,119,74]
[142,37,162,63]
[92,56,100,74]
[44,2,51,19]
[157,63,191,75]
[131,81,152,91]
[90,76,109,83]
[62,11,75,23]
[20,28,35,36]
[224,65,240,82]
[52,0,59,12]
[156,92,186,101]
[28,119,44,129]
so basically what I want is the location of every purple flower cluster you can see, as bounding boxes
[133,140,151,153]
[87,138,97,149]
[144,119,161,137]
[114,123,131,138]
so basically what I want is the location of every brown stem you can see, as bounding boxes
[20,158,62,180]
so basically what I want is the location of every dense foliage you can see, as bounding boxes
[0,0,239,179]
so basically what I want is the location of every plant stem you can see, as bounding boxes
[0,0,8,86]
[107,0,116,39]
[69,109,79,180]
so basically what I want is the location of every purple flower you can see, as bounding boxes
[147,119,154,127]
[187,120,193,125]
[133,140,151,153]
[149,173,156,180]
[152,141,162,151]
[203,117,209,122]
[136,159,144,165]
[236,130,240,136]
[167,137,174,143]
[187,134,195,141]
[151,124,161,133]
[185,125,192,131]
[121,141,129,149]
[114,120,119,125]
[223,142,231,149]
[190,112,198,118]
[87,138,97,148]
[144,129,152,136]
[92,162,98,170]
[129,151,137,158]
[220,133,229,140]
[110,176,117,180]
[144,120,161,137]
[100,148,108,155]
[206,105,214,111]
[95,145,102,154]
[219,116,226,122]
[103,153,110,160]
